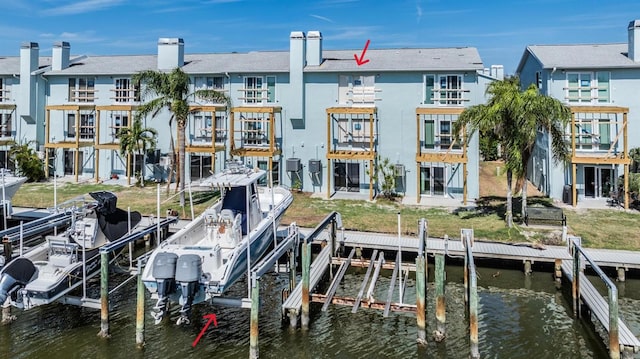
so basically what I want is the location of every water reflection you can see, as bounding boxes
[1,265,639,358]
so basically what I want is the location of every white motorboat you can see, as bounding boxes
[0,169,27,204]
[0,191,145,309]
[142,161,293,325]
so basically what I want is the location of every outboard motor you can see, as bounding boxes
[150,252,178,324]
[175,254,202,325]
[0,258,36,304]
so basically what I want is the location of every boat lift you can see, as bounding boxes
[0,210,74,266]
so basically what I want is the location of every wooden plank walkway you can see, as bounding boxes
[561,261,640,352]
[306,229,640,269]
[282,244,332,315]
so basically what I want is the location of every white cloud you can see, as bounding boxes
[46,0,126,16]
[310,14,334,23]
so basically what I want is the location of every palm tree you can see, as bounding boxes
[132,68,230,207]
[118,118,158,187]
[455,77,570,227]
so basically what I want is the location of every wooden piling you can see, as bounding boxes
[470,272,479,359]
[1,303,15,324]
[609,286,620,359]
[572,246,581,318]
[98,252,110,338]
[250,277,260,359]
[435,253,446,341]
[524,260,532,275]
[415,254,426,345]
[301,240,310,330]
[135,262,145,348]
[2,236,11,263]
[554,259,562,284]
[617,267,626,282]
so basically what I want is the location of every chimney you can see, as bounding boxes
[491,65,504,80]
[289,32,305,121]
[157,38,184,70]
[19,42,39,123]
[628,20,640,62]
[52,41,70,71]
[306,31,322,66]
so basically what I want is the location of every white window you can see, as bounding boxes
[67,113,95,139]
[192,114,213,140]
[566,72,609,104]
[114,78,139,103]
[195,76,224,91]
[424,75,464,105]
[335,114,372,147]
[338,75,376,105]
[242,76,276,105]
[570,117,612,151]
[111,113,128,138]
[422,114,462,151]
[68,77,95,102]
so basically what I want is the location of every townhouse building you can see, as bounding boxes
[0,31,500,203]
[517,20,640,208]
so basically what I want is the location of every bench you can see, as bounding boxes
[524,206,566,226]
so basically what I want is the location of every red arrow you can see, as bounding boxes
[354,39,370,66]
[192,313,218,347]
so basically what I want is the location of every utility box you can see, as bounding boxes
[286,158,301,172]
[308,159,321,173]
[394,164,405,177]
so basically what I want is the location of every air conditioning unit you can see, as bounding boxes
[394,164,405,177]
[308,159,321,174]
[286,158,301,172]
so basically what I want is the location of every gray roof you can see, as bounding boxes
[0,57,52,75]
[183,52,290,73]
[45,55,157,76]
[311,47,484,72]
[1,47,483,76]
[517,43,640,72]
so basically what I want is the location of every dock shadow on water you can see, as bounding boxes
[2,265,640,358]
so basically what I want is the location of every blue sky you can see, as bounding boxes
[1,0,640,74]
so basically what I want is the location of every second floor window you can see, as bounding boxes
[422,114,462,151]
[424,75,464,106]
[338,75,376,105]
[566,72,609,103]
[68,78,95,102]
[194,76,225,102]
[111,113,128,138]
[242,76,276,105]
[570,118,612,151]
[67,113,95,139]
[114,78,139,102]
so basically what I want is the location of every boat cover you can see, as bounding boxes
[2,257,36,284]
[90,191,142,241]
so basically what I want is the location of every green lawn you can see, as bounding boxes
[10,181,640,251]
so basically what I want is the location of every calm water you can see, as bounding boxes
[2,261,640,359]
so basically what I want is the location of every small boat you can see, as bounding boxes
[0,169,27,204]
[0,191,144,309]
[142,161,293,325]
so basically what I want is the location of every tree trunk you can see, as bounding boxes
[132,154,137,187]
[178,123,186,210]
[506,169,513,228]
[521,176,528,222]
[141,151,145,188]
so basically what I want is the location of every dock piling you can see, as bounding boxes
[524,260,532,275]
[301,240,310,330]
[416,218,427,345]
[434,253,446,342]
[462,229,480,359]
[250,276,260,359]
[98,252,110,338]
[135,261,145,348]
[617,267,626,282]
[1,302,15,324]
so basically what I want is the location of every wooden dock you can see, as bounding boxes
[561,260,640,355]
[306,229,640,270]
